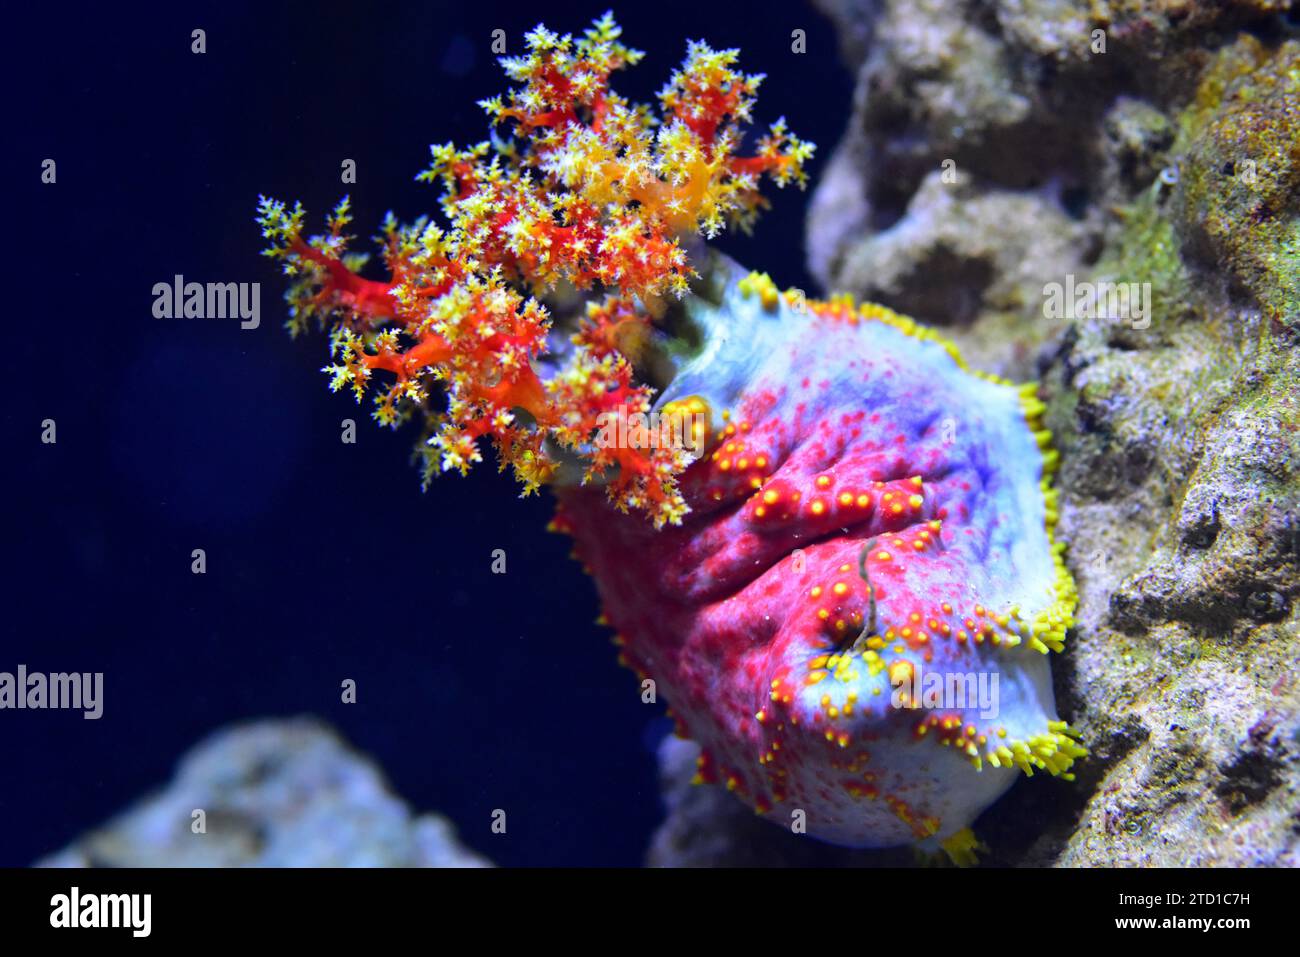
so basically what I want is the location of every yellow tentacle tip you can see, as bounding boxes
[737,271,781,310]
[939,827,986,867]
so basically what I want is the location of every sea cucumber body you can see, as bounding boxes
[555,269,1077,847]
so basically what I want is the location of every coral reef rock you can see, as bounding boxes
[38,718,491,867]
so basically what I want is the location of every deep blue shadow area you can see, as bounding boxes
[3,0,850,865]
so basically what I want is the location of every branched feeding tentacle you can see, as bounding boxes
[256,12,812,527]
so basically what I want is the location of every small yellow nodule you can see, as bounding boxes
[939,827,986,867]
[660,394,714,455]
[738,271,782,310]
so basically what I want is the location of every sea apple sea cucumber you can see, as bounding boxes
[256,13,1083,861]
[553,260,1083,858]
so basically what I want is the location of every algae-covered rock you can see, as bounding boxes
[1045,35,1299,865]
[1173,36,1300,320]
[834,168,1094,374]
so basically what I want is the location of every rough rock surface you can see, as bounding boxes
[38,718,491,867]
[650,0,1299,866]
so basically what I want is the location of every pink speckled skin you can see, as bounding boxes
[553,270,1070,848]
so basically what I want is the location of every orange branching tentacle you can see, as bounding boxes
[288,239,398,321]
[256,13,813,527]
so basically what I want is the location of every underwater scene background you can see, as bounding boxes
[7,0,1300,869]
